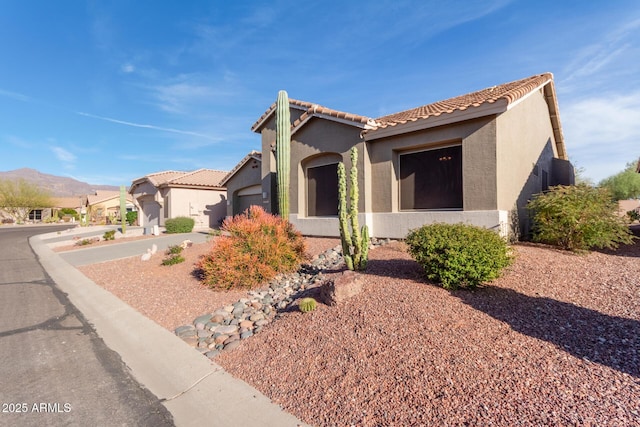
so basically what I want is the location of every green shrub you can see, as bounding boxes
[405,223,513,290]
[627,209,640,223]
[126,211,138,226]
[75,238,98,246]
[299,297,317,313]
[162,255,185,266]
[198,206,306,290]
[527,185,635,252]
[166,244,183,255]
[165,216,195,234]
[103,230,116,241]
[59,208,79,220]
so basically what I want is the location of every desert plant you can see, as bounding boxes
[275,90,291,220]
[198,205,306,290]
[405,223,513,290]
[75,238,98,246]
[161,254,185,266]
[165,216,195,234]
[627,209,640,223]
[166,244,183,255]
[299,297,317,313]
[126,211,137,226]
[103,230,116,241]
[338,146,369,270]
[527,185,634,252]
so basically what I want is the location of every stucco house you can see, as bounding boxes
[129,169,228,229]
[250,72,574,239]
[85,191,134,223]
[221,151,263,217]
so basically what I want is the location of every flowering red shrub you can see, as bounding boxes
[198,206,307,290]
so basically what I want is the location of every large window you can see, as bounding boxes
[29,209,42,221]
[307,163,339,216]
[399,145,463,210]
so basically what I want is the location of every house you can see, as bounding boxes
[250,73,574,239]
[85,191,134,224]
[220,151,263,217]
[129,169,228,229]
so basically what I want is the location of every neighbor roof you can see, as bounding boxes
[86,190,133,205]
[130,169,228,191]
[162,169,228,189]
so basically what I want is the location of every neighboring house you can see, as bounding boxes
[129,169,228,229]
[49,196,86,222]
[619,199,640,217]
[250,72,574,239]
[220,151,263,217]
[85,191,134,223]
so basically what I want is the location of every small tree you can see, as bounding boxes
[598,160,640,200]
[0,179,53,223]
[527,184,634,252]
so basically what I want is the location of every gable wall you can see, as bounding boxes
[367,116,497,213]
[225,159,263,217]
[290,119,364,216]
[495,87,558,235]
[165,187,227,228]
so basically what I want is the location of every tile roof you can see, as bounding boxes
[86,190,133,205]
[220,151,262,186]
[374,73,554,128]
[164,169,228,188]
[51,197,84,209]
[251,99,315,132]
[251,98,376,133]
[143,171,186,187]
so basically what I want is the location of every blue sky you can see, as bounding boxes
[1,1,638,186]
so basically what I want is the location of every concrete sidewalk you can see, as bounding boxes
[31,228,309,427]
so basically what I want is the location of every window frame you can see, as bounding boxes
[398,143,463,211]
[306,161,340,217]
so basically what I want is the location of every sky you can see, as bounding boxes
[0,1,638,186]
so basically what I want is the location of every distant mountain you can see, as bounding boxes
[0,168,120,197]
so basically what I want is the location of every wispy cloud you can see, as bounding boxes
[121,63,135,73]
[563,90,640,182]
[4,135,34,148]
[0,88,30,102]
[561,17,640,86]
[76,111,222,142]
[51,146,77,169]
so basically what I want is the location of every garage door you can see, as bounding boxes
[142,200,160,227]
[235,185,262,215]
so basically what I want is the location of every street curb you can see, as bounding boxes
[30,233,309,427]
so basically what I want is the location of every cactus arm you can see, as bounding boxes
[337,162,352,258]
[360,224,369,270]
[348,147,362,267]
[276,90,291,220]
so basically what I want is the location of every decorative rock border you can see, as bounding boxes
[175,238,394,359]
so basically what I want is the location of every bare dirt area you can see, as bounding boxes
[78,235,640,426]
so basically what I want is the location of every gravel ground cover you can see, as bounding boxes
[77,234,640,426]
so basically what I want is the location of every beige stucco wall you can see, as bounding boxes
[225,158,263,217]
[165,188,227,229]
[495,89,558,236]
[367,116,497,213]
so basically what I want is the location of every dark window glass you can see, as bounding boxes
[307,163,339,216]
[29,209,42,220]
[400,145,463,210]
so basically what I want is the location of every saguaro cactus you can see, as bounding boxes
[275,90,290,221]
[338,146,369,270]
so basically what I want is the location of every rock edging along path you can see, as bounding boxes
[174,238,393,358]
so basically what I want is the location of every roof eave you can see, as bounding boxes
[365,100,508,141]
[291,113,375,136]
[251,103,309,133]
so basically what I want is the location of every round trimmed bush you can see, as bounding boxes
[405,223,513,290]
[165,216,195,234]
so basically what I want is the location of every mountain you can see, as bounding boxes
[0,168,121,197]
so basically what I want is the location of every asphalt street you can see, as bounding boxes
[0,225,174,426]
